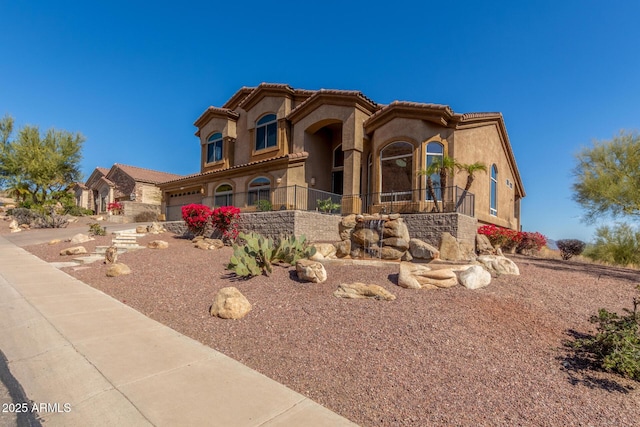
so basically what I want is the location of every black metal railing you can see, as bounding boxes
[165,185,474,221]
[342,186,474,216]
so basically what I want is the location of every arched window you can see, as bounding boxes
[380,142,413,199]
[255,114,277,151]
[214,184,233,207]
[248,177,271,205]
[425,142,444,200]
[207,133,223,163]
[490,164,498,216]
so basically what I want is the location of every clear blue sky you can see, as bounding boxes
[2,1,639,242]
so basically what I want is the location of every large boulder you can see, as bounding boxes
[339,214,357,241]
[382,237,409,251]
[333,283,396,301]
[477,255,520,275]
[147,240,169,249]
[60,246,87,256]
[310,243,337,260]
[458,265,492,289]
[210,287,251,319]
[409,238,440,261]
[398,262,459,290]
[382,218,410,241]
[476,234,495,255]
[379,246,405,260]
[334,240,351,258]
[352,228,380,246]
[295,259,327,283]
[439,232,476,262]
[106,263,131,277]
[70,233,93,244]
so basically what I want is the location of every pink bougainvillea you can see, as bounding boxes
[211,206,241,242]
[181,204,212,236]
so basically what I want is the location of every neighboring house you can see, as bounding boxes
[159,83,525,231]
[75,164,183,214]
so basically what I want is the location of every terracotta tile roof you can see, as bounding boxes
[96,167,110,176]
[287,88,379,122]
[111,164,185,184]
[161,152,309,185]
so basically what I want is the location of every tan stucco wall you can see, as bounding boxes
[452,124,520,230]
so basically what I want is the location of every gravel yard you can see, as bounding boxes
[17,227,640,426]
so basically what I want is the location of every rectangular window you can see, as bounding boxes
[256,127,266,150]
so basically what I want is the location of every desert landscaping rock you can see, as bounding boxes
[148,222,165,234]
[398,262,459,289]
[333,282,396,301]
[295,259,327,283]
[48,239,61,245]
[458,265,492,289]
[147,240,169,249]
[106,263,131,277]
[476,234,495,255]
[439,232,476,262]
[477,255,520,275]
[311,243,337,259]
[136,225,148,233]
[9,219,21,233]
[193,238,223,250]
[409,238,440,260]
[70,233,93,244]
[334,240,351,258]
[60,246,87,256]
[210,286,252,319]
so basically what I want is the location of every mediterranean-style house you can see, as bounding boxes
[74,164,183,216]
[159,83,525,231]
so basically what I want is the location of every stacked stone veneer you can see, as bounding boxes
[403,213,477,248]
[237,211,340,241]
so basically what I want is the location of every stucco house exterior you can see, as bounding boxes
[159,83,525,231]
[75,164,183,215]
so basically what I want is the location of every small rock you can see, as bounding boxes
[106,263,131,277]
[334,282,396,301]
[148,222,165,234]
[312,243,337,258]
[458,265,492,289]
[70,233,93,244]
[147,240,169,249]
[477,255,520,275]
[104,246,118,264]
[20,223,30,229]
[136,225,147,234]
[210,287,251,319]
[60,246,87,256]
[295,259,327,283]
[48,239,61,245]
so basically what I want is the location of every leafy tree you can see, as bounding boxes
[0,114,85,205]
[583,223,640,267]
[573,131,640,223]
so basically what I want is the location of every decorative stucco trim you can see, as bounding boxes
[193,106,240,132]
[287,90,379,124]
[237,83,296,111]
[364,101,456,133]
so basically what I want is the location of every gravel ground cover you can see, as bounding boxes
[17,227,640,426]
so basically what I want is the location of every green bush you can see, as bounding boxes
[255,199,272,212]
[556,239,587,260]
[570,290,640,381]
[583,223,640,267]
[64,205,94,217]
[317,197,341,214]
[88,223,106,236]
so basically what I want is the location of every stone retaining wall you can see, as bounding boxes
[163,211,341,242]
[403,213,477,247]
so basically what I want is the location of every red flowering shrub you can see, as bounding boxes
[478,224,547,254]
[107,201,123,214]
[211,206,241,242]
[181,204,212,236]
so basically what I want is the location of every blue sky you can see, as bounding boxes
[2,1,639,241]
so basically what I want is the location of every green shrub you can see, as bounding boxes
[32,213,68,229]
[10,207,38,225]
[556,239,587,260]
[570,289,640,381]
[88,223,106,236]
[255,199,272,212]
[317,197,341,214]
[275,235,316,264]
[583,223,640,267]
[64,205,94,217]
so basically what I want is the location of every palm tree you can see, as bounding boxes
[418,155,457,212]
[455,161,487,211]
[439,156,457,211]
[418,161,442,212]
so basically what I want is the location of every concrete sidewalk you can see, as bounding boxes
[0,235,357,426]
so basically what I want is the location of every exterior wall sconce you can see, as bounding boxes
[276,177,282,184]
[200,187,205,194]
[310,177,316,187]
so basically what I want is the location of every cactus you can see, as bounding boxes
[275,234,317,264]
[227,232,277,277]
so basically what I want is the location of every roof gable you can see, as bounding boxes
[107,164,184,184]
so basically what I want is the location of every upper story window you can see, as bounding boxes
[255,114,277,151]
[490,164,498,216]
[207,133,223,163]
